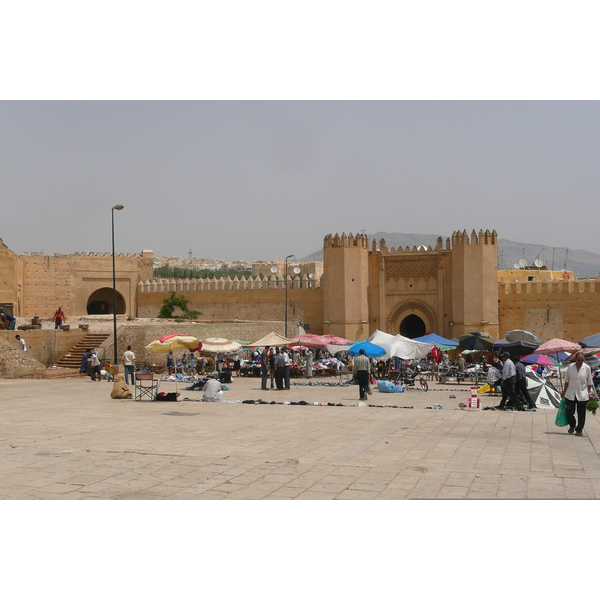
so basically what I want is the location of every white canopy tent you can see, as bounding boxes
[367,330,433,360]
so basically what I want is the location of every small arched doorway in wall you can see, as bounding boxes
[399,314,426,338]
[87,288,126,315]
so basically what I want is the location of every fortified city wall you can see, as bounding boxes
[0,239,154,319]
[498,278,600,344]
[136,275,324,334]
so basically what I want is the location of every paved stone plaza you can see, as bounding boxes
[2,375,600,499]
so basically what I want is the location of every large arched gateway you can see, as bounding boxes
[386,299,437,338]
[87,288,126,315]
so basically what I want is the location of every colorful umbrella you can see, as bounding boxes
[146,334,201,353]
[561,347,600,364]
[520,354,561,367]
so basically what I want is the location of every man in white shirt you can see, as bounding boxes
[203,376,223,402]
[15,334,27,352]
[498,352,520,410]
[283,347,292,390]
[123,345,136,385]
[563,352,595,436]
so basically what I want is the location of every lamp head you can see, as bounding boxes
[112,204,124,211]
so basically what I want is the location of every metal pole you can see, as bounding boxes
[111,204,124,368]
[285,254,294,338]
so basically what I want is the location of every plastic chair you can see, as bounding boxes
[135,372,158,402]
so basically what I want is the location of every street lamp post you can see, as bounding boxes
[285,254,295,337]
[111,204,124,369]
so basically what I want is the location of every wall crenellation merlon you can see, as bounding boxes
[451,229,497,246]
[323,233,369,248]
[138,274,322,293]
[499,278,598,295]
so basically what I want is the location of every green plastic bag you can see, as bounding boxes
[555,397,569,427]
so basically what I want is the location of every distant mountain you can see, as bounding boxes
[299,232,600,278]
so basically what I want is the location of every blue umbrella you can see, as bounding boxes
[348,341,386,358]
[579,333,600,348]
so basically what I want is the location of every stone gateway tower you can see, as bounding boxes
[322,230,499,341]
[322,233,371,341]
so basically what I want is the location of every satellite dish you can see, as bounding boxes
[519,258,527,268]
[308,273,314,279]
[270,266,278,274]
[293,267,301,274]
[534,259,543,268]
[513,263,521,269]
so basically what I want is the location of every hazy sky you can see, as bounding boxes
[2,101,600,262]
[0,101,600,260]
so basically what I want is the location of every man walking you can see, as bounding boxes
[563,351,595,436]
[260,346,270,390]
[15,334,27,351]
[123,345,136,385]
[515,359,536,409]
[353,348,371,401]
[498,352,520,410]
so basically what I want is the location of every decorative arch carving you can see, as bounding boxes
[386,299,438,335]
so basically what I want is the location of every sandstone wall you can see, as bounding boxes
[137,287,324,335]
[499,278,600,342]
[0,337,47,378]
[0,328,87,367]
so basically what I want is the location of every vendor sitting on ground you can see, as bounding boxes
[202,375,223,402]
[110,373,133,399]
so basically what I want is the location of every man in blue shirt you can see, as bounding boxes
[498,352,521,410]
[515,359,536,409]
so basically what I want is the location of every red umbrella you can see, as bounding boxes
[321,334,354,345]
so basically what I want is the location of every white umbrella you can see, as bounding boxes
[200,338,242,354]
[526,370,561,408]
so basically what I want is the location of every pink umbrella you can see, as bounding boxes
[535,338,581,355]
[534,338,581,388]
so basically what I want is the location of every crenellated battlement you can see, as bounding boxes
[499,277,598,295]
[323,232,369,249]
[452,229,497,246]
[377,239,437,254]
[362,229,497,256]
[138,274,322,293]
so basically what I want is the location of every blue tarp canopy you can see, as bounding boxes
[348,341,387,358]
[413,333,457,347]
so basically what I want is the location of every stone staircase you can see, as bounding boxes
[56,332,111,369]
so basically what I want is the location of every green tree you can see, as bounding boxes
[157,291,201,321]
